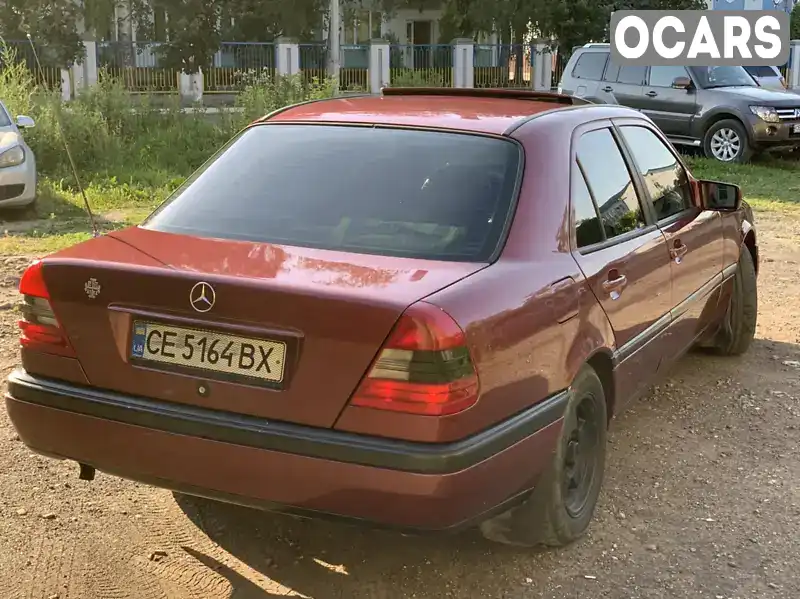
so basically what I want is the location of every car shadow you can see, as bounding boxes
[171,338,800,597]
[174,493,542,598]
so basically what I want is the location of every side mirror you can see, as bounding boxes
[698,179,742,212]
[16,115,35,129]
[672,76,692,90]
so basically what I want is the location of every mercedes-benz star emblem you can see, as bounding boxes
[189,282,216,313]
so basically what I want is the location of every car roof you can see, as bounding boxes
[266,89,597,136]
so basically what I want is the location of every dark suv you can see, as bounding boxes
[559,43,800,163]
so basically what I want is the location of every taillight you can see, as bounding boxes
[18,260,76,357]
[350,302,480,416]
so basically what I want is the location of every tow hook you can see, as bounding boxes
[78,463,96,481]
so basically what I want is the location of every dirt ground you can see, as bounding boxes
[0,210,798,599]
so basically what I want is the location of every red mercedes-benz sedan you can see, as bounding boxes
[5,89,758,547]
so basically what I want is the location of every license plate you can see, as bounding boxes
[793,124,800,134]
[130,321,286,384]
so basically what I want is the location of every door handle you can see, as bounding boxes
[602,86,613,92]
[645,90,658,97]
[670,241,688,262]
[602,272,628,299]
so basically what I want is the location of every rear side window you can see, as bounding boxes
[571,164,604,248]
[571,52,609,80]
[576,129,646,240]
[617,65,647,85]
[144,125,521,262]
[618,126,692,221]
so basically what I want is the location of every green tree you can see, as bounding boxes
[149,0,223,74]
[221,0,327,42]
[435,0,708,54]
[791,2,800,41]
[0,0,84,66]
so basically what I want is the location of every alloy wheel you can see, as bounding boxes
[710,128,742,162]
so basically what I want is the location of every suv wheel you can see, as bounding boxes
[703,119,752,163]
[479,366,607,547]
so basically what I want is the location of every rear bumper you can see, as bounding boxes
[5,369,566,531]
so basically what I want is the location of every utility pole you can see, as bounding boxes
[329,0,340,87]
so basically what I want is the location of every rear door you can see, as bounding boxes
[615,121,723,363]
[565,51,609,98]
[598,59,647,109]
[642,66,697,137]
[569,123,673,404]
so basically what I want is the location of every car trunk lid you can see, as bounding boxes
[38,227,487,428]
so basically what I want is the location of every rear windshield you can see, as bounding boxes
[144,124,522,262]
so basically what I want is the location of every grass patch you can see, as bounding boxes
[0,178,164,255]
[0,41,339,256]
[685,154,800,212]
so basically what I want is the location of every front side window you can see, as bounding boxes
[144,124,522,262]
[618,126,692,221]
[648,66,690,88]
[744,66,779,78]
[576,128,646,240]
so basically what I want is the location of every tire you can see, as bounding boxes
[479,366,608,548]
[713,247,758,356]
[703,119,753,163]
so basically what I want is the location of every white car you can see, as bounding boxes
[0,100,36,209]
[744,66,788,92]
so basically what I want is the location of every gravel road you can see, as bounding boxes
[1,209,798,599]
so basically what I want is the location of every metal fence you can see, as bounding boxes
[340,44,369,91]
[206,42,276,93]
[299,43,327,85]
[389,44,452,87]
[2,40,62,89]
[474,44,531,88]
[552,50,567,91]
[20,39,795,96]
[97,41,178,92]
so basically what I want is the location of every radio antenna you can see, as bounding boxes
[26,33,99,237]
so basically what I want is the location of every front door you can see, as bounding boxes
[570,124,674,405]
[642,66,698,137]
[615,122,724,363]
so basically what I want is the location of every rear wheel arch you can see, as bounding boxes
[584,351,615,424]
[743,230,758,276]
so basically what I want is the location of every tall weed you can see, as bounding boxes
[1,45,337,184]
